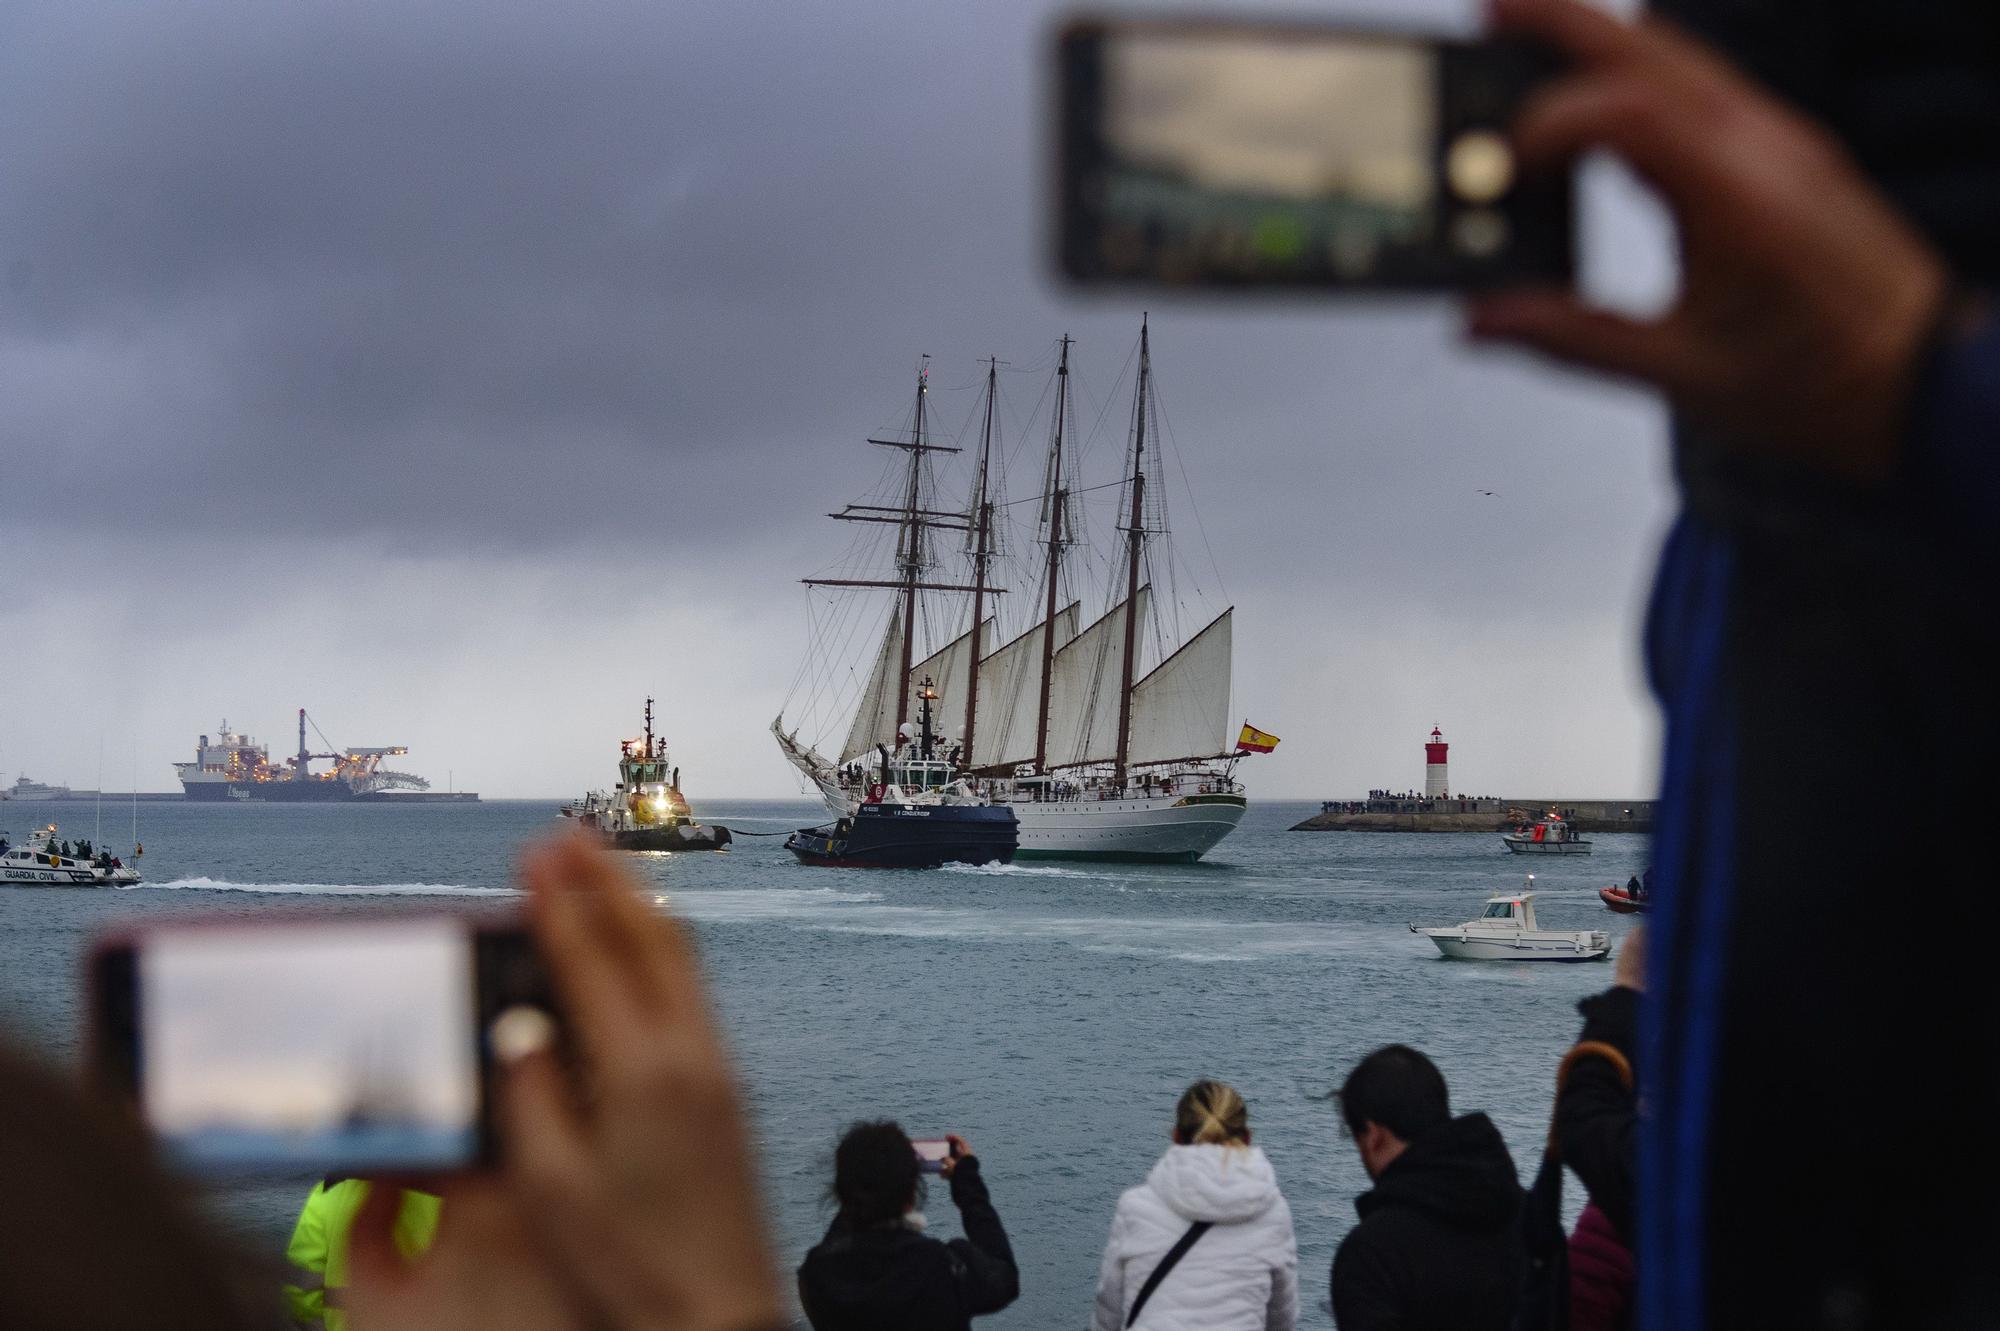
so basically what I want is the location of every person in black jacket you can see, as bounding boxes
[1560,930,1642,1331]
[797,1122,1018,1331]
[1329,1045,1522,1331]
[1559,931,1641,1243]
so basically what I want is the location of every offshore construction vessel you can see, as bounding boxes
[173,711,477,802]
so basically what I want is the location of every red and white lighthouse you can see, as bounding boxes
[1424,725,1449,798]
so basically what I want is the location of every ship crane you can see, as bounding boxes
[290,709,432,795]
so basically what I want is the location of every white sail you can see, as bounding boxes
[1128,608,1232,766]
[839,607,904,765]
[972,603,1081,769]
[908,616,996,740]
[1044,586,1151,768]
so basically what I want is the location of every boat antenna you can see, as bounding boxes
[645,696,655,760]
[1113,314,1150,787]
[1034,334,1073,773]
[917,676,938,760]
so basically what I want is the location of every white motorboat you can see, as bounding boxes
[1413,885,1610,962]
[1502,813,1593,855]
[0,826,141,887]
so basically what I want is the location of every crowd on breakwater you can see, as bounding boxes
[1299,799,1656,834]
[1323,794,1509,815]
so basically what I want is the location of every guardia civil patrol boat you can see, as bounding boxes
[0,826,141,887]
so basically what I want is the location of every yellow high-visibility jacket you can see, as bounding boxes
[282,1179,440,1330]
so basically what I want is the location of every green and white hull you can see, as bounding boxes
[1004,788,1247,862]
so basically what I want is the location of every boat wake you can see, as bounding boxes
[131,877,516,897]
[936,863,1101,879]
[665,887,885,921]
[810,906,1390,963]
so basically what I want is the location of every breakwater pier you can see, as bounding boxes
[1291,797,1654,834]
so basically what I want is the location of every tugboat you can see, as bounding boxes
[559,700,731,851]
[1411,880,1610,961]
[0,825,141,887]
[1502,811,1593,855]
[786,678,1018,868]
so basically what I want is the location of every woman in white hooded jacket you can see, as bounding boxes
[1091,1080,1298,1331]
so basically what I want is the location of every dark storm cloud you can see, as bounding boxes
[0,0,1053,547]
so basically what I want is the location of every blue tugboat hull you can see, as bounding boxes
[786,802,1017,868]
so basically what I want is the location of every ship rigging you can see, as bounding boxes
[774,321,1257,862]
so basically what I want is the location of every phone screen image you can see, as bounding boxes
[138,919,480,1172]
[912,1138,951,1174]
[1059,19,1569,288]
[1099,30,1439,280]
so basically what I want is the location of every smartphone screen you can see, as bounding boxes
[1057,18,1570,288]
[912,1138,951,1174]
[135,919,479,1172]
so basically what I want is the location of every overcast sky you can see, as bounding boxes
[0,0,1674,801]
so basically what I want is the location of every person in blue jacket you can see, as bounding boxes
[1473,1,1999,1326]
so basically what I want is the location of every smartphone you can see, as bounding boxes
[912,1138,952,1175]
[1055,15,1572,289]
[88,913,562,1175]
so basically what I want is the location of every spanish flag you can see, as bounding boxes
[1236,722,1280,754]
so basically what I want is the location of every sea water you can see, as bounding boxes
[0,797,1644,1327]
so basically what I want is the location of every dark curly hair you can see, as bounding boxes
[831,1119,923,1228]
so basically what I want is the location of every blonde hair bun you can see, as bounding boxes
[1175,1079,1249,1146]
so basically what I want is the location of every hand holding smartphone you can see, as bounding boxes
[89,914,561,1174]
[1055,13,1571,289]
[90,838,789,1331]
[912,1138,952,1175]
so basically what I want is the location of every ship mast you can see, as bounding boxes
[1034,335,1073,773]
[962,358,999,767]
[895,362,929,736]
[1113,316,1151,787]
[807,359,994,747]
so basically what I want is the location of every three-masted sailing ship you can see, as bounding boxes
[773,321,1252,862]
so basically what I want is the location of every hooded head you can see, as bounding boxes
[1148,1079,1281,1225]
